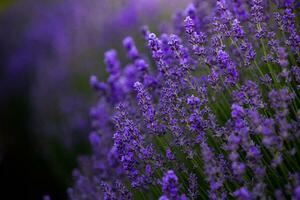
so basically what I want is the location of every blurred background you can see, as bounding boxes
[0,0,189,199]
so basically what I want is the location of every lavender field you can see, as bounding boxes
[0,0,300,199]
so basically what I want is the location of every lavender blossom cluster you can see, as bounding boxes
[69,0,300,199]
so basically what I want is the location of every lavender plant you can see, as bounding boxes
[70,0,300,199]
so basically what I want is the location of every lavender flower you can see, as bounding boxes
[68,1,300,199]
[187,173,199,199]
[201,141,227,199]
[159,170,186,200]
[233,187,252,200]
[123,36,139,60]
[251,0,264,23]
[232,18,245,40]
[134,81,158,131]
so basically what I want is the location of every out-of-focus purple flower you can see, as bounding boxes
[294,186,300,200]
[160,170,186,200]
[233,187,252,200]
[233,80,264,109]
[123,36,140,60]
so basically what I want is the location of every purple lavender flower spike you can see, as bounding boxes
[160,170,186,200]
[233,187,252,200]
[217,49,239,85]
[233,80,264,109]
[251,0,264,23]
[123,36,139,60]
[201,138,228,198]
[172,10,185,35]
[293,186,300,200]
[184,16,195,35]
[101,182,117,200]
[187,95,200,107]
[184,16,207,58]
[162,170,179,199]
[134,81,158,131]
[168,34,190,73]
[277,47,288,68]
[135,59,149,72]
[104,49,121,75]
[232,18,245,40]
[292,66,300,83]
[187,173,199,199]
[166,148,175,161]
